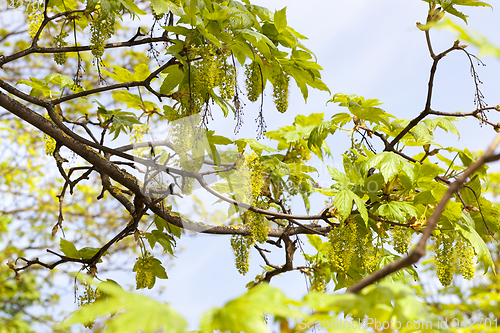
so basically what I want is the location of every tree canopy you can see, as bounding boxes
[1,0,500,331]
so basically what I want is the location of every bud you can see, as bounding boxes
[416,22,428,31]
[134,230,141,247]
[90,266,98,277]
[429,148,440,156]
[376,221,388,237]
[431,10,445,23]
[466,205,479,212]
[51,224,58,237]
[301,178,313,192]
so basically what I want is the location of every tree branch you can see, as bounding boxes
[387,41,461,150]
[347,133,500,294]
[0,36,173,67]
[256,235,296,284]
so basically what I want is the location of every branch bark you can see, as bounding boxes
[0,90,332,239]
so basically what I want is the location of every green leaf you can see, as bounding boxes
[302,292,368,315]
[154,214,167,232]
[377,202,405,222]
[151,0,183,16]
[424,116,460,138]
[78,247,102,260]
[151,257,168,279]
[367,152,414,182]
[459,148,474,167]
[211,91,234,117]
[413,161,443,184]
[306,234,323,252]
[0,215,10,235]
[159,65,185,94]
[234,138,277,154]
[96,101,140,140]
[331,112,352,127]
[163,105,179,121]
[421,0,492,23]
[334,190,355,222]
[289,65,329,101]
[197,25,222,48]
[329,94,393,126]
[287,26,308,40]
[287,162,317,175]
[414,190,438,205]
[168,223,182,239]
[365,173,384,196]
[343,155,365,185]
[60,238,80,258]
[407,122,434,144]
[162,26,192,36]
[133,63,151,81]
[308,120,335,152]
[370,153,398,182]
[45,73,74,91]
[60,278,186,332]
[17,77,53,97]
[440,18,500,58]
[327,166,350,185]
[151,230,174,254]
[206,131,232,145]
[200,284,302,333]
[117,0,147,16]
[274,7,287,33]
[312,187,336,196]
[111,90,143,109]
[352,194,368,224]
[264,156,290,175]
[237,29,272,46]
[294,112,324,128]
[145,232,157,250]
[102,65,135,83]
[376,202,416,222]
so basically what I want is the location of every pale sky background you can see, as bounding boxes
[3,0,500,331]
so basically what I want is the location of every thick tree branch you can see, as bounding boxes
[50,56,176,105]
[427,106,497,117]
[387,41,461,150]
[0,36,173,67]
[0,90,333,240]
[256,235,296,284]
[0,90,143,196]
